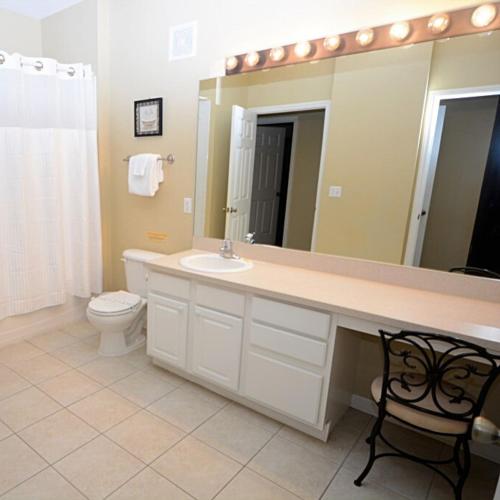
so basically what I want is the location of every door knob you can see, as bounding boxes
[230,207,238,213]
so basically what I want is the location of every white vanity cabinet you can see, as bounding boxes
[147,270,341,440]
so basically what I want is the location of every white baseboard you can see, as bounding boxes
[350,394,500,465]
[0,297,88,348]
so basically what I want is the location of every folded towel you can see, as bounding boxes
[128,154,163,196]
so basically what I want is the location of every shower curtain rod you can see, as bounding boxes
[0,54,77,75]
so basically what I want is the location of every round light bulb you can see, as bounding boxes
[390,21,411,42]
[294,41,312,58]
[356,28,374,47]
[471,4,497,28]
[245,51,260,67]
[323,35,341,51]
[225,56,238,71]
[428,13,450,34]
[269,46,285,62]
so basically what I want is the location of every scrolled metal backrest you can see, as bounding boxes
[378,330,500,424]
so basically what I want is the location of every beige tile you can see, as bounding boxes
[215,468,301,500]
[222,402,282,433]
[19,409,98,463]
[6,353,70,384]
[3,467,85,500]
[144,365,186,387]
[78,356,138,385]
[148,386,223,432]
[38,369,102,406]
[181,382,228,408]
[0,420,12,440]
[110,370,176,407]
[249,436,338,500]
[63,320,98,339]
[122,345,152,369]
[0,365,31,401]
[82,334,100,348]
[29,330,78,352]
[106,410,185,464]
[51,341,100,368]
[344,424,436,500]
[0,341,44,364]
[3,467,86,500]
[153,436,240,500]
[322,467,407,500]
[55,436,143,500]
[277,413,364,464]
[68,388,139,432]
[0,435,47,495]
[108,467,192,500]
[427,450,500,500]
[0,387,61,431]
[194,409,274,464]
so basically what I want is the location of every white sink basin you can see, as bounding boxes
[179,253,253,273]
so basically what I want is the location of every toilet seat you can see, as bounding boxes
[88,291,142,316]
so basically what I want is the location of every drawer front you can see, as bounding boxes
[250,322,327,367]
[244,351,323,424]
[252,297,330,340]
[149,272,190,300]
[195,284,245,317]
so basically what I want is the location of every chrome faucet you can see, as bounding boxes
[244,232,256,244]
[219,239,238,259]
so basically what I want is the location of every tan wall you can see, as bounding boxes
[0,8,41,55]
[420,96,498,271]
[41,0,98,69]
[315,43,433,263]
[286,111,325,250]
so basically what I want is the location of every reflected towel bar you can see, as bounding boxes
[122,154,175,165]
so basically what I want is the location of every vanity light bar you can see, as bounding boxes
[225,2,500,74]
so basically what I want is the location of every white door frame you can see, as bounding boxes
[194,98,211,236]
[248,100,331,251]
[404,85,500,266]
[256,115,299,247]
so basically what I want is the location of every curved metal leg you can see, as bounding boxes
[454,437,471,500]
[354,413,385,487]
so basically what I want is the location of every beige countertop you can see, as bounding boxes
[148,250,500,351]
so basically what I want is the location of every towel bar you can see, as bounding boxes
[123,154,175,165]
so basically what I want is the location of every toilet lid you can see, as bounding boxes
[89,291,142,315]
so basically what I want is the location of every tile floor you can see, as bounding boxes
[0,320,498,500]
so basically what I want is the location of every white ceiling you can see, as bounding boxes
[0,0,83,19]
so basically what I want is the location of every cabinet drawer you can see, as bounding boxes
[149,272,190,300]
[195,284,245,316]
[252,297,330,340]
[250,322,327,367]
[244,351,323,424]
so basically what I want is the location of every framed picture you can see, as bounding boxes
[134,97,163,137]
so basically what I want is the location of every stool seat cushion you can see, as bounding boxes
[371,373,470,435]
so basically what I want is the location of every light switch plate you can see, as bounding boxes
[329,186,342,198]
[183,197,193,214]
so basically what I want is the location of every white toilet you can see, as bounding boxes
[87,249,165,356]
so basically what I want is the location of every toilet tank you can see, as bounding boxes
[123,249,166,298]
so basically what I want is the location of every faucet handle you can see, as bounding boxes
[244,232,256,244]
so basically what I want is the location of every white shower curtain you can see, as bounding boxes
[0,52,103,320]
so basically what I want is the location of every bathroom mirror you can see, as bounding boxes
[194,31,500,274]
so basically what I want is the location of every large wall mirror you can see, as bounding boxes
[194,31,500,275]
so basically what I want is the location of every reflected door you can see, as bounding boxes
[225,105,257,240]
[249,126,287,245]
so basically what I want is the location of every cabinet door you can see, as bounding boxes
[192,306,243,390]
[147,294,188,369]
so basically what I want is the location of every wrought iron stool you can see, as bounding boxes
[354,330,500,500]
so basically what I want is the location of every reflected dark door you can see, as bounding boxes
[467,99,500,273]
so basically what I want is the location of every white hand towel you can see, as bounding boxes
[128,154,163,196]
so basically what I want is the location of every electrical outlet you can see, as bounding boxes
[328,186,342,198]
[183,197,193,214]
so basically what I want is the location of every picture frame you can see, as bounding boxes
[134,97,163,137]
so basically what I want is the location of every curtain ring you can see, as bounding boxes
[34,60,44,71]
[0,54,5,65]
[67,66,76,77]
